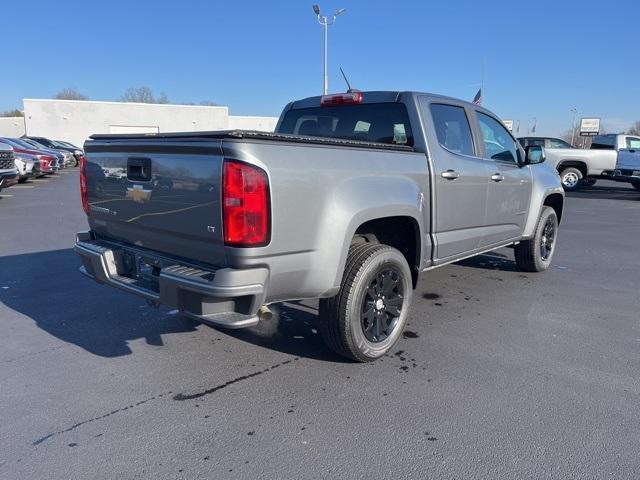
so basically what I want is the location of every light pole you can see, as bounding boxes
[313,4,346,95]
[570,107,577,147]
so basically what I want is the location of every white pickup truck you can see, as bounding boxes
[542,134,640,191]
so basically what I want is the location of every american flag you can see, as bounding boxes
[472,88,482,105]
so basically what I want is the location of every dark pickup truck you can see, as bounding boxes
[75,91,564,362]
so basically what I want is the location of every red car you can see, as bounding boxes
[0,140,57,174]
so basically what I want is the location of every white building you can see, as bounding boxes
[0,99,278,148]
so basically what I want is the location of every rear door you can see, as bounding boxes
[84,138,226,266]
[474,111,532,247]
[420,99,490,262]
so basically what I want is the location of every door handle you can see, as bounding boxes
[491,173,505,182]
[441,169,460,180]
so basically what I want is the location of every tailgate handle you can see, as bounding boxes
[127,157,152,182]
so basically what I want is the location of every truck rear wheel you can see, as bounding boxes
[514,206,558,272]
[319,243,413,362]
[559,167,583,191]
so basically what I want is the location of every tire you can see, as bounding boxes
[319,243,413,362]
[582,178,597,187]
[514,206,559,272]
[559,167,583,191]
[632,181,640,191]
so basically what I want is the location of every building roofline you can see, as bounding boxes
[22,98,228,110]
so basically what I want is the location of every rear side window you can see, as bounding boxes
[626,137,640,149]
[548,138,571,148]
[278,103,413,146]
[430,104,475,156]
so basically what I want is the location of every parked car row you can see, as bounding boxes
[518,134,640,191]
[0,136,83,192]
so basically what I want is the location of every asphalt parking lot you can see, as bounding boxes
[1,171,639,479]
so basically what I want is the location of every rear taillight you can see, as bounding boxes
[222,160,270,247]
[80,155,90,215]
[320,92,363,106]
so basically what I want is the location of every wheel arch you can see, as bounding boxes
[352,215,422,288]
[543,193,564,224]
[557,160,588,177]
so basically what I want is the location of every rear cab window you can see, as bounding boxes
[278,103,413,146]
[429,104,475,156]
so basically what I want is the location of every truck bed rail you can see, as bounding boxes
[88,130,414,152]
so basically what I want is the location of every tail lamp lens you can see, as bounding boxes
[223,160,270,246]
[80,155,90,215]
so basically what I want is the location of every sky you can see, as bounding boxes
[2,0,639,136]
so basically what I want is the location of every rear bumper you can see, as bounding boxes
[600,170,640,183]
[74,232,268,328]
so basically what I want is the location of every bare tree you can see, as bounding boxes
[627,121,640,136]
[1,109,24,117]
[120,86,169,104]
[54,87,88,100]
[199,100,219,106]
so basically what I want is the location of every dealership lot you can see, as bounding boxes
[1,172,639,479]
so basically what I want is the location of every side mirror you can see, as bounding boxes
[525,145,546,165]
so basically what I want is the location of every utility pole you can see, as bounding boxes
[570,107,577,146]
[313,5,346,95]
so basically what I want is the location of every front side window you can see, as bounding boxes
[626,137,640,149]
[429,104,475,156]
[477,112,518,163]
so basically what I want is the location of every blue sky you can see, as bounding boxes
[2,0,638,136]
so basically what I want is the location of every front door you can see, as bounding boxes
[475,111,532,247]
[421,99,490,262]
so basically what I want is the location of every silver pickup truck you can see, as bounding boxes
[75,91,564,362]
[542,134,640,191]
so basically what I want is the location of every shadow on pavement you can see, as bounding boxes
[223,301,344,363]
[0,248,198,358]
[455,250,520,272]
[567,184,640,201]
[0,248,339,361]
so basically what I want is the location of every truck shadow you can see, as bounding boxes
[567,184,640,201]
[455,250,520,272]
[222,302,345,363]
[0,248,342,361]
[0,248,199,358]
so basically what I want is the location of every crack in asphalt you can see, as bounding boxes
[32,391,172,446]
[173,358,299,401]
[32,357,299,445]
[2,346,65,364]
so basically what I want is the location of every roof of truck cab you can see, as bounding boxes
[288,90,488,111]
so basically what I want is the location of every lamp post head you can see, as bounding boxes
[335,8,346,16]
[313,4,320,15]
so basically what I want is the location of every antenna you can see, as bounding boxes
[339,67,359,93]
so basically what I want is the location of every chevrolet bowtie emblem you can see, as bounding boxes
[126,184,152,203]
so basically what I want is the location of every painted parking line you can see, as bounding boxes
[10,185,34,189]
[0,194,13,198]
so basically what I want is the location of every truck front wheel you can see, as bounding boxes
[514,206,559,272]
[319,243,413,362]
[559,167,583,191]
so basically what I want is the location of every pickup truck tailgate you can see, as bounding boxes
[84,138,225,266]
[616,149,640,175]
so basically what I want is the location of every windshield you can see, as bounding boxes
[278,103,414,146]
[22,139,48,149]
